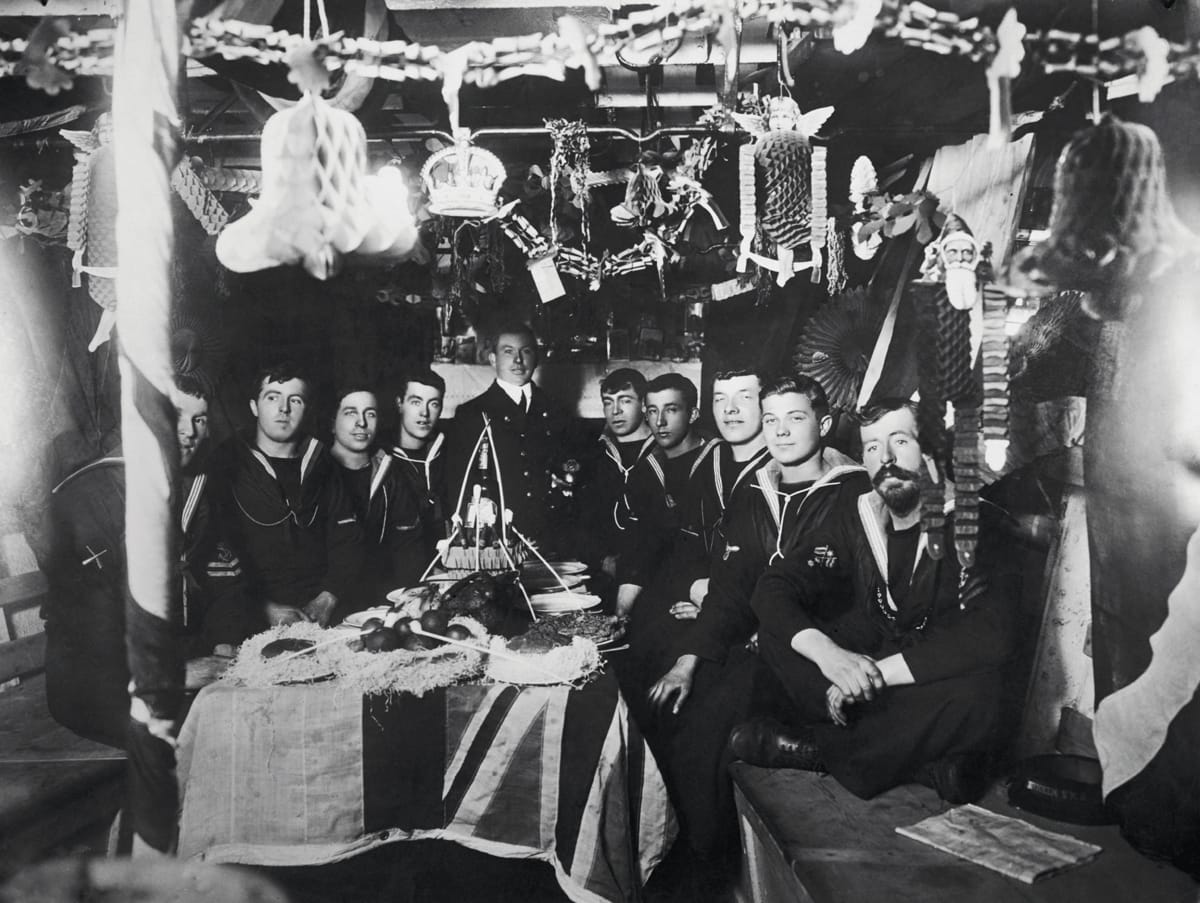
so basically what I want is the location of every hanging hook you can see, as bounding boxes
[776,25,795,91]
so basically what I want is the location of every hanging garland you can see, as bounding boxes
[3,4,1192,114]
[545,118,591,248]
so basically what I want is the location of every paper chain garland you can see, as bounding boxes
[1,2,1193,107]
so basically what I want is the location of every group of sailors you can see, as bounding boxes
[41,318,1019,864]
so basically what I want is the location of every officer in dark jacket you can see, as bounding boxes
[737,397,1019,804]
[446,323,578,553]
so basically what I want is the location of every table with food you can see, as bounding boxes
[175,561,676,903]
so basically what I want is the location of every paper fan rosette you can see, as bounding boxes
[171,311,228,396]
[793,288,882,412]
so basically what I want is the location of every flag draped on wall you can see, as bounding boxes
[113,0,183,852]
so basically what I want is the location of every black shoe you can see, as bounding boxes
[914,753,990,805]
[728,718,825,772]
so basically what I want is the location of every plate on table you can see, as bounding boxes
[521,561,588,577]
[528,592,601,614]
[523,573,588,593]
[342,606,391,628]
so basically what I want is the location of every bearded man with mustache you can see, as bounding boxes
[732,398,1020,805]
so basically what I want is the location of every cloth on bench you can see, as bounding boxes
[896,804,1101,884]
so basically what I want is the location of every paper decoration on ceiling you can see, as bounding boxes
[792,287,882,413]
[545,118,591,246]
[194,0,391,115]
[986,9,1025,149]
[170,311,228,398]
[216,93,422,280]
[1014,115,1189,322]
[171,161,230,236]
[847,156,881,261]
[611,156,670,228]
[420,131,507,219]
[11,10,1192,117]
[13,180,69,244]
[980,284,1010,475]
[20,16,76,95]
[61,118,114,349]
[912,214,996,564]
[1127,26,1170,102]
[918,214,986,311]
[831,0,882,54]
[608,140,727,254]
[733,97,833,287]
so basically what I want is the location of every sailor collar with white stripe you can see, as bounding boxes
[248,435,322,484]
[712,442,771,511]
[600,433,655,479]
[857,489,950,613]
[753,459,866,530]
[392,431,445,492]
[644,437,719,509]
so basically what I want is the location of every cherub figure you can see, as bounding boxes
[732,97,834,286]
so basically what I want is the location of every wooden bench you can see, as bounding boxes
[0,569,126,877]
[731,765,1199,903]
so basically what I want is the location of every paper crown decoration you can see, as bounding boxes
[420,129,507,218]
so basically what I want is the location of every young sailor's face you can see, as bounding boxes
[251,378,308,444]
[175,392,209,469]
[398,381,443,445]
[712,375,763,446]
[762,392,827,466]
[602,389,645,438]
[333,391,378,455]
[645,389,696,452]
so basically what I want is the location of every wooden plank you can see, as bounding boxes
[0,572,48,610]
[729,765,1200,902]
[0,764,124,870]
[924,133,1036,269]
[0,633,47,685]
[0,676,125,762]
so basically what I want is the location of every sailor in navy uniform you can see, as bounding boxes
[580,367,655,577]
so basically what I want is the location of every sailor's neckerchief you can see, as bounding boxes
[390,431,445,495]
[753,459,867,564]
[600,432,656,480]
[601,433,656,530]
[238,437,323,528]
[857,488,956,614]
[645,437,720,507]
[712,442,771,514]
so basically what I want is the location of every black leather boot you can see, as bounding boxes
[727,718,825,772]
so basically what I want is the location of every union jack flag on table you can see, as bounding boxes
[177,674,676,902]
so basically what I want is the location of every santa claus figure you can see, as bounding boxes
[920,215,984,311]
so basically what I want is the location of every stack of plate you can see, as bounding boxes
[520,560,590,595]
[523,572,588,593]
[527,591,601,614]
